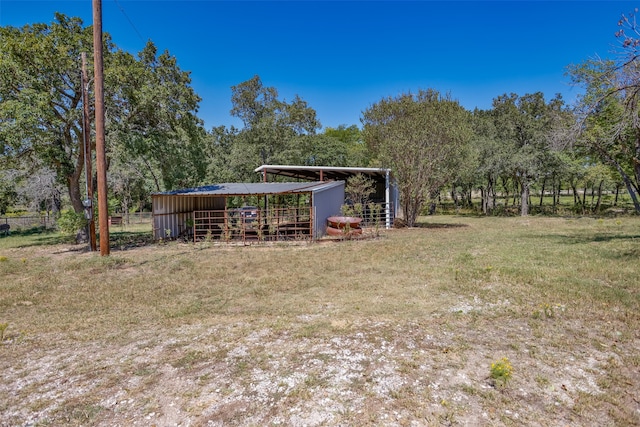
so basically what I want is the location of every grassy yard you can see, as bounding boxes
[0,216,638,426]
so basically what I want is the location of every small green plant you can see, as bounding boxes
[164,228,172,239]
[532,303,564,319]
[490,357,513,387]
[221,222,231,242]
[340,204,354,217]
[0,322,8,341]
[185,217,194,229]
[368,202,382,236]
[345,173,375,206]
[352,202,363,218]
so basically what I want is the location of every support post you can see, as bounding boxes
[81,52,97,252]
[385,169,391,229]
[93,0,109,255]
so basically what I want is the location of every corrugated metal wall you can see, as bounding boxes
[312,181,345,239]
[195,196,224,211]
[153,195,226,240]
[153,195,234,239]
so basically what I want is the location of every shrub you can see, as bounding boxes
[56,210,87,235]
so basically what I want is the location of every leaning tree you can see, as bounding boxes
[567,9,640,213]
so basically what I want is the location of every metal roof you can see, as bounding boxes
[154,181,342,197]
[254,164,392,183]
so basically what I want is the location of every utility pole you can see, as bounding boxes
[81,52,97,252]
[93,0,109,256]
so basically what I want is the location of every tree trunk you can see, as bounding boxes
[482,175,494,215]
[401,188,423,227]
[491,184,497,210]
[551,177,557,210]
[480,187,486,214]
[595,180,604,213]
[634,129,640,190]
[521,179,529,216]
[52,188,62,213]
[67,169,85,214]
[556,180,562,208]
[539,177,546,207]
[593,138,640,213]
[501,176,510,206]
[620,170,640,213]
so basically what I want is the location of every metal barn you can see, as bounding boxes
[152,181,345,242]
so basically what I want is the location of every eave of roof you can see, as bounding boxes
[153,181,342,197]
[254,165,392,183]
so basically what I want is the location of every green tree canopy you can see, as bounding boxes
[490,92,568,216]
[323,125,369,166]
[567,11,640,212]
[0,14,204,214]
[362,89,472,226]
[230,75,321,169]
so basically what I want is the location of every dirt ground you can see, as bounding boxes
[3,314,625,427]
[1,222,639,426]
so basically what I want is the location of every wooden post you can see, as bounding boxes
[81,52,97,252]
[93,0,109,255]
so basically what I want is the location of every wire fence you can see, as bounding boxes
[109,212,153,225]
[0,215,55,230]
[0,212,153,232]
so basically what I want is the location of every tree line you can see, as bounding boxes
[1,13,639,227]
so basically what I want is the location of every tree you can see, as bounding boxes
[108,42,206,191]
[491,92,568,216]
[204,125,245,183]
[295,134,352,166]
[230,75,321,169]
[0,171,18,215]
[0,14,204,217]
[362,89,472,226]
[0,14,96,214]
[324,125,370,166]
[18,166,62,214]
[471,109,511,214]
[565,9,640,213]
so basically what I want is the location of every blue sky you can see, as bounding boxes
[0,1,637,130]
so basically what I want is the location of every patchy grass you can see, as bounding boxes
[0,216,639,426]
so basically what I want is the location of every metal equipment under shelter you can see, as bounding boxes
[152,181,344,242]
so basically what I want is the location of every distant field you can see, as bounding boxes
[435,191,637,216]
[0,216,638,426]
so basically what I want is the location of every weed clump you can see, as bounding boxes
[490,357,513,388]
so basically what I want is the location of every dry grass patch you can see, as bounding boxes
[0,216,638,426]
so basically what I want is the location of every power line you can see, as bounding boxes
[112,0,145,43]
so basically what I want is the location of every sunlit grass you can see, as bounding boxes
[1,216,639,425]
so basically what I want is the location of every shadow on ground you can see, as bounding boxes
[413,222,469,229]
